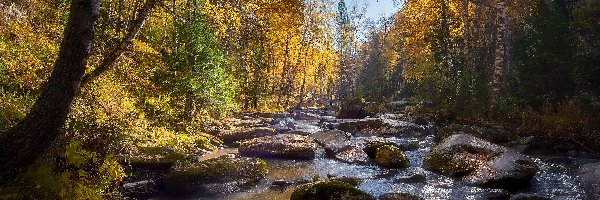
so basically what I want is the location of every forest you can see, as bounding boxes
[0,0,599,199]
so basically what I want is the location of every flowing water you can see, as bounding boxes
[161,112,595,200]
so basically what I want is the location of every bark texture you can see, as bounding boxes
[489,0,507,118]
[0,0,101,185]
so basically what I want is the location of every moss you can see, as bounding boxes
[290,180,374,200]
[128,146,186,169]
[364,142,398,158]
[330,176,363,186]
[161,157,267,195]
[375,145,410,168]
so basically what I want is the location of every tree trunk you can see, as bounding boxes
[0,0,101,185]
[489,0,507,118]
[81,0,161,85]
[456,0,471,112]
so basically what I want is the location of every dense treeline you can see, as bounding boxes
[0,0,344,198]
[355,0,600,142]
[0,0,598,198]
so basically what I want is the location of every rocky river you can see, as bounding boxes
[123,105,600,200]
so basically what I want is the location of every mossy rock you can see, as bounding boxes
[238,134,318,160]
[290,180,375,200]
[161,156,267,196]
[424,134,538,191]
[128,147,186,170]
[330,176,362,187]
[364,142,399,158]
[375,145,410,168]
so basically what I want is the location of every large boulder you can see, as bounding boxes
[374,145,410,168]
[425,134,538,191]
[323,138,370,164]
[338,118,425,137]
[310,130,349,145]
[238,134,319,160]
[290,180,375,200]
[160,156,267,196]
[217,127,277,146]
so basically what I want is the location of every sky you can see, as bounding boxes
[363,0,399,20]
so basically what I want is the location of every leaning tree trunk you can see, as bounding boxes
[0,0,101,185]
[489,0,507,118]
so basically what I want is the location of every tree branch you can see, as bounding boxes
[81,0,162,85]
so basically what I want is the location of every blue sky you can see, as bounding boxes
[363,0,398,20]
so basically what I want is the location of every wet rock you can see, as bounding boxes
[375,145,410,168]
[291,180,375,200]
[128,147,186,170]
[364,141,401,158]
[238,134,318,160]
[379,192,423,200]
[576,162,600,200]
[337,147,371,164]
[425,134,538,191]
[310,130,349,145]
[509,193,551,200]
[338,118,424,137]
[271,117,295,133]
[338,119,386,134]
[323,139,370,164]
[396,173,426,183]
[160,156,267,196]
[271,180,294,188]
[217,127,277,146]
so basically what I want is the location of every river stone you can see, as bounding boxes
[396,173,426,183]
[217,127,277,145]
[323,139,370,164]
[425,134,538,191]
[364,141,402,158]
[375,145,410,168]
[290,180,375,200]
[160,156,267,196]
[379,193,424,200]
[311,130,349,145]
[238,134,318,159]
[338,118,424,137]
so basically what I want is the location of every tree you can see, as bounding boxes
[0,0,101,184]
[489,0,508,118]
